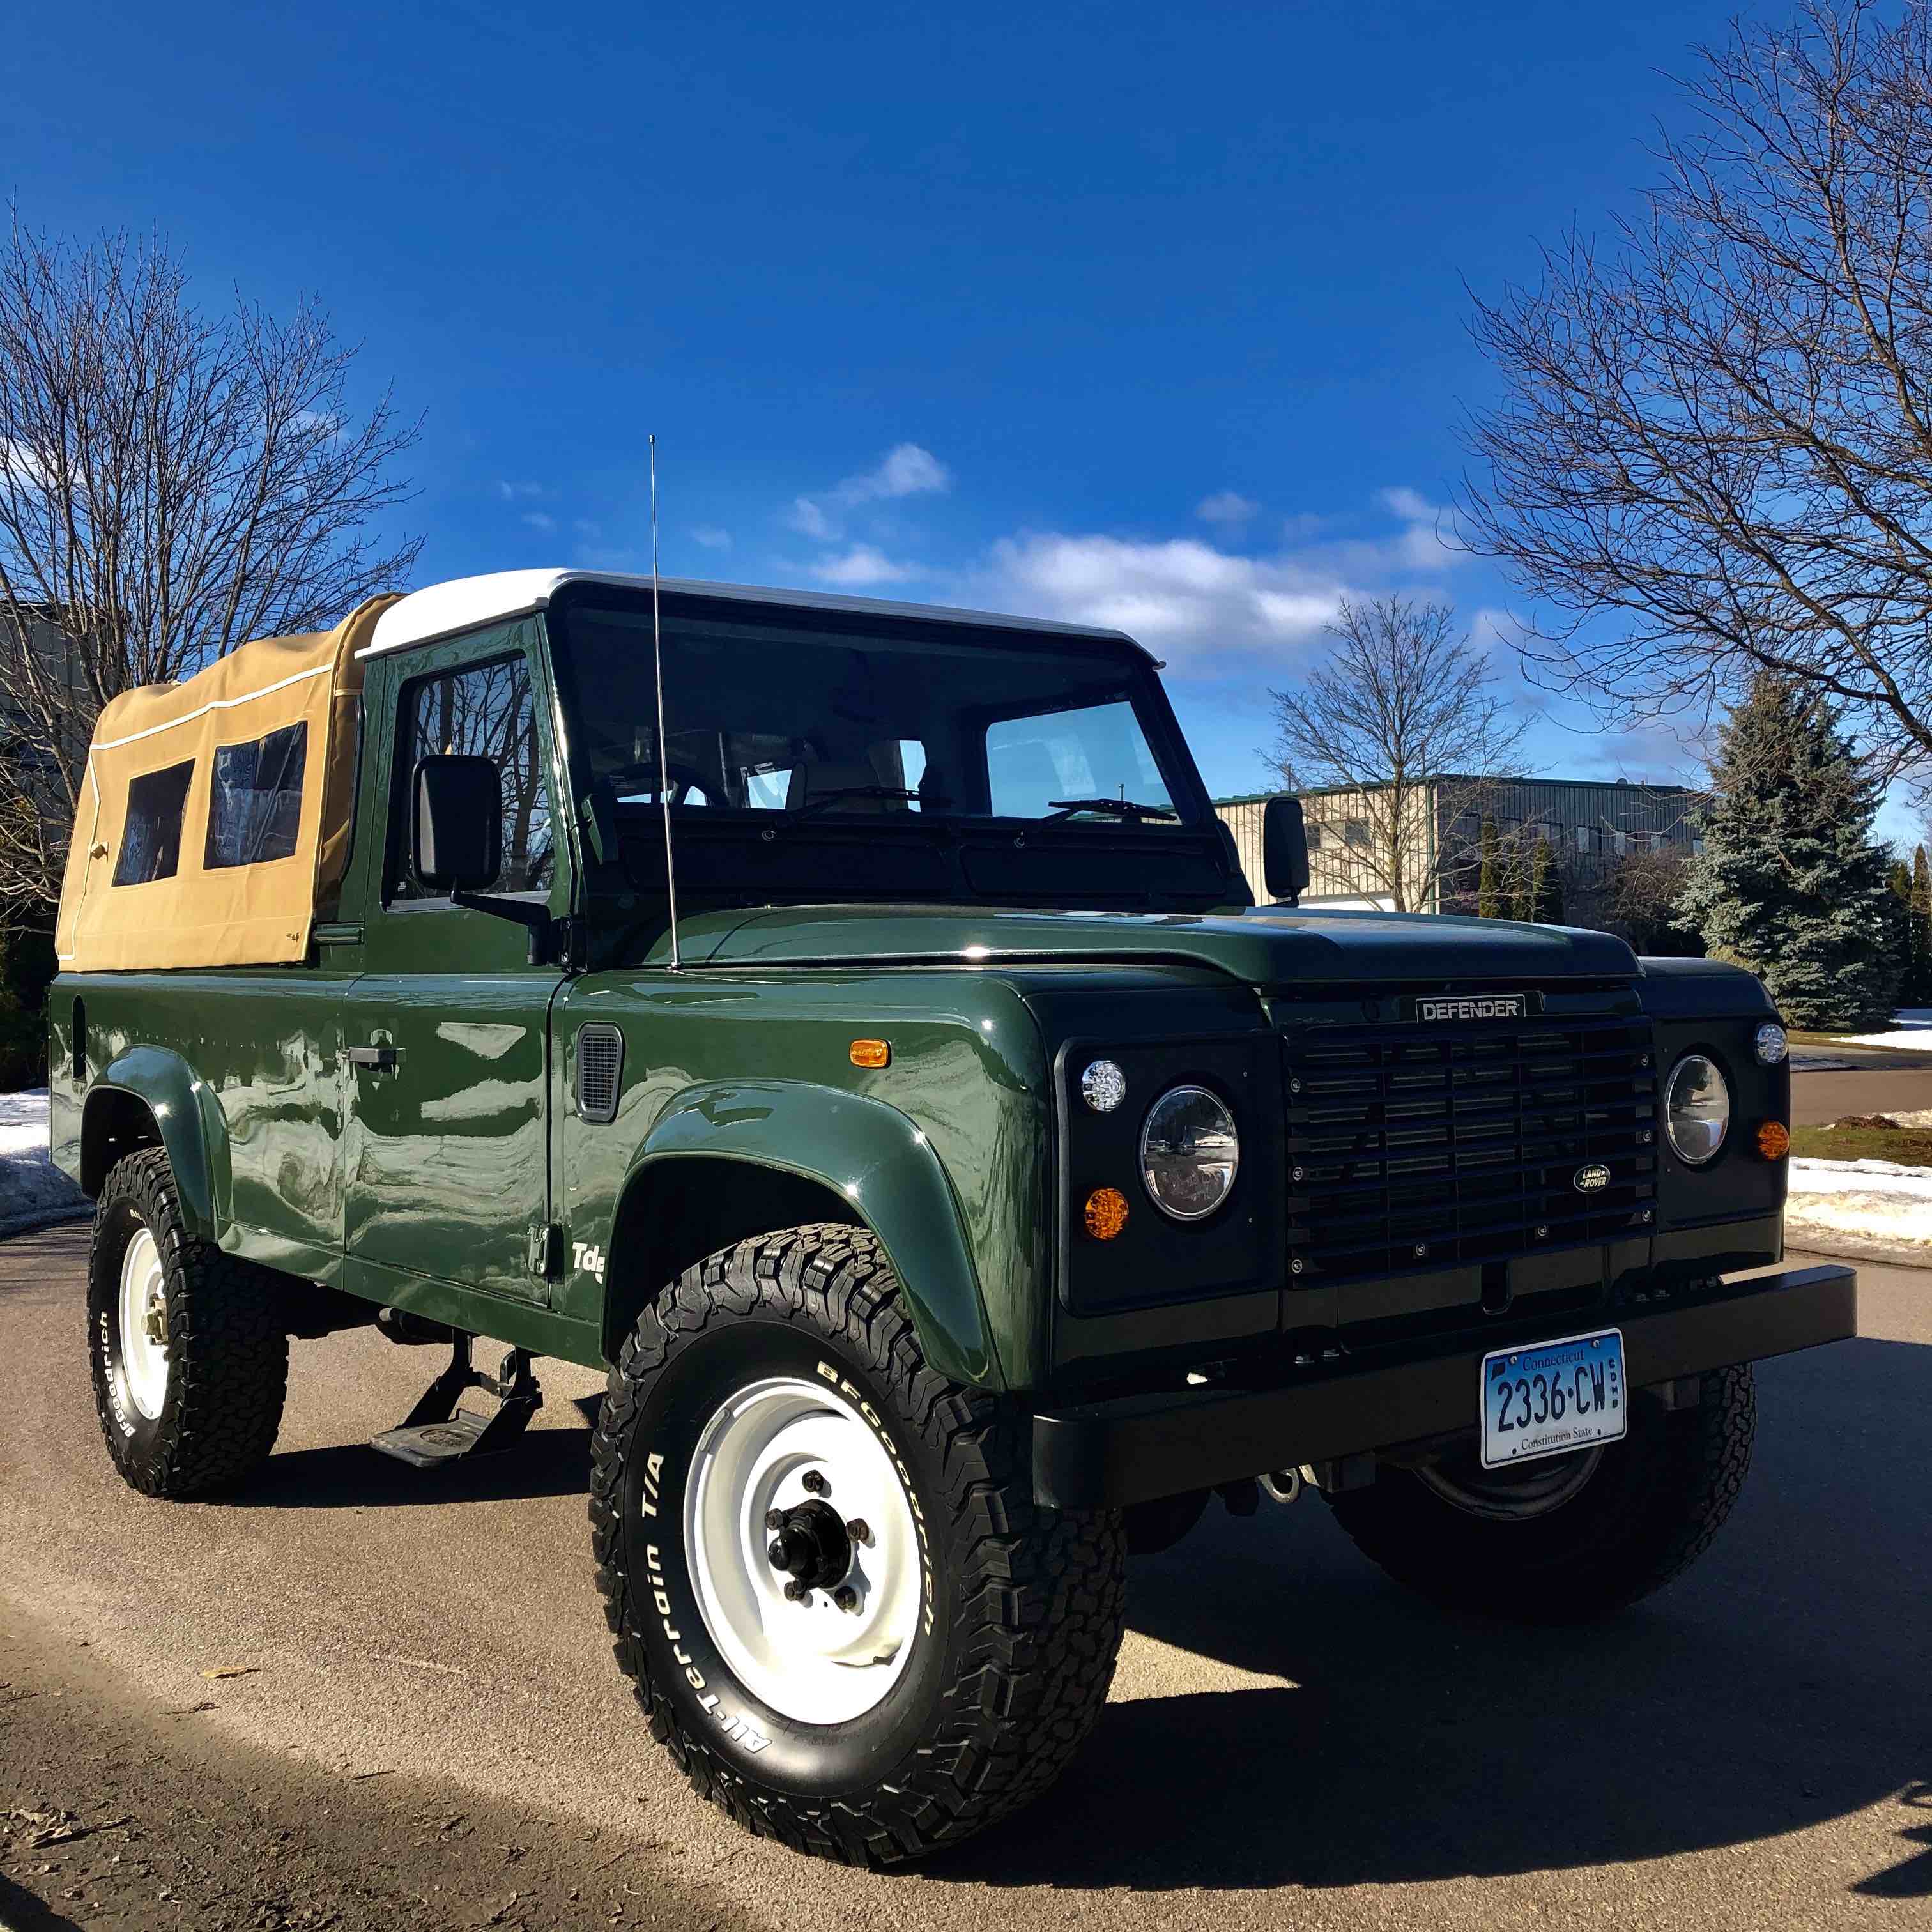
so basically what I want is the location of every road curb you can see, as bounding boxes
[0,1202,91,1241]
[1786,1234,1932,1273]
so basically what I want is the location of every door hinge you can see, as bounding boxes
[529,1222,565,1282]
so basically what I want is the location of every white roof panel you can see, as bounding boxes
[359,569,1147,659]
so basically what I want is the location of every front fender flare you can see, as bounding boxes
[632,1079,1001,1389]
[83,1046,232,1242]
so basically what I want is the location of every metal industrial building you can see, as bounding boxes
[1216,776,1705,914]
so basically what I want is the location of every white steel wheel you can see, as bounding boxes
[116,1223,171,1420]
[684,1374,923,1726]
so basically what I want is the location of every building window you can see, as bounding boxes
[1574,826,1595,854]
[1692,838,1706,857]
[1305,822,1326,851]
[204,722,307,869]
[1343,819,1372,849]
[112,760,195,885]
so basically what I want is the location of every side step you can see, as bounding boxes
[371,1335,544,1468]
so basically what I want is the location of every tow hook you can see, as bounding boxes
[1259,1469,1303,1505]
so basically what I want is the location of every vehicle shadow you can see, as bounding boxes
[0,1873,84,1931]
[924,1337,1929,1897]
[240,1422,593,1509]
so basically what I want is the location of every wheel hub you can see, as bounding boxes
[765,1497,853,1598]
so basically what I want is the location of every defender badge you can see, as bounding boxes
[1413,994,1527,1022]
[1574,1163,1611,1193]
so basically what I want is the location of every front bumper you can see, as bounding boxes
[1031,1262,1855,1508]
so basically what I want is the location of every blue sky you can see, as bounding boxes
[12,1,1908,833]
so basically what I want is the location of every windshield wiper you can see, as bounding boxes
[785,785,951,822]
[1043,797,1179,824]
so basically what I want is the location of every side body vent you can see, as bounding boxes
[576,1023,624,1124]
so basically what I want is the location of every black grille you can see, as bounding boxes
[576,1023,624,1124]
[1284,1015,1656,1280]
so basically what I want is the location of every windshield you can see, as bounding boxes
[549,599,1197,827]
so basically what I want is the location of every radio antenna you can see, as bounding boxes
[649,433,680,968]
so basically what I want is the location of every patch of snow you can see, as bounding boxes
[1784,1155,1932,1259]
[1828,1030,1932,1051]
[0,1087,89,1234]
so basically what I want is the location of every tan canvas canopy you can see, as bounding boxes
[56,594,401,972]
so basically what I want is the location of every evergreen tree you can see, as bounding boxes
[1502,838,1529,921]
[1527,835,1563,924]
[1476,816,1501,917]
[1915,847,1932,1005]
[1891,859,1922,1002]
[1679,675,1902,1029]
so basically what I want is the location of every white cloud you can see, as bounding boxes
[521,511,557,533]
[1196,491,1259,526]
[0,439,54,489]
[857,443,951,500]
[496,480,548,502]
[811,543,916,587]
[785,496,835,539]
[979,533,1347,672]
[691,525,732,550]
[1379,485,1435,523]
[788,442,951,540]
[1358,484,1466,572]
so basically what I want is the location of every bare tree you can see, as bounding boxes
[0,220,422,912]
[1462,1,1932,784]
[1263,595,1531,912]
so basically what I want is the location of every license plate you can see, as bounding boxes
[1480,1327,1627,1469]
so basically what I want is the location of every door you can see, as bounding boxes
[342,625,569,1305]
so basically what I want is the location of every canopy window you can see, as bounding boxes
[56,594,401,972]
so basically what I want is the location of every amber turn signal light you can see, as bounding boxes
[1084,1187,1130,1241]
[849,1039,891,1069]
[1756,1119,1791,1161]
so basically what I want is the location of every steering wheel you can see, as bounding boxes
[608,760,714,806]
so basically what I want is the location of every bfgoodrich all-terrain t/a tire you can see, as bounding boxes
[88,1147,289,1498]
[588,1224,1127,1864]
[1326,1365,1756,1624]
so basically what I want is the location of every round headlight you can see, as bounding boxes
[1664,1054,1731,1165]
[1754,1023,1788,1066]
[1140,1085,1239,1221]
[1080,1058,1126,1113]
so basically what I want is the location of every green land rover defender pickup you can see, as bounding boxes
[49,569,1857,1864]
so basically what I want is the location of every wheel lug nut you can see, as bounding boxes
[783,1580,810,1603]
[832,1585,857,1612]
[845,1518,870,1542]
[765,1508,786,1532]
[801,1471,829,1495]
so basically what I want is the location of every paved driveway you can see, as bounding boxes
[1,1224,1926,1929]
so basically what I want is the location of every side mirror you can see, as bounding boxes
[1263,795,1310,903]
[413,755,502,893]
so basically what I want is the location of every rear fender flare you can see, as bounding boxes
[82,1046,231,1242]
[627,1079,1000,1389]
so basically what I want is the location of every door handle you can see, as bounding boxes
[348,1045,399,1071]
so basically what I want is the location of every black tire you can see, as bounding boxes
[588,1223,1126,1864]
[1326,1365,1756,1623]
[88,1147,289,1498]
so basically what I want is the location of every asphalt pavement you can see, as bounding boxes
[1791,1054,1932,1126]
[2,1222,1927,1931]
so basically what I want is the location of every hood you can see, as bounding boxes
[660,903,1641,984]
